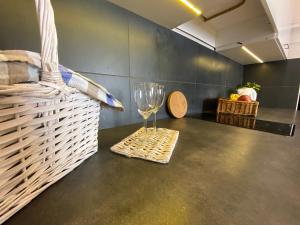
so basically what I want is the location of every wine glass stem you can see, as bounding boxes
[143,118,147,134]
[153,112,157,132]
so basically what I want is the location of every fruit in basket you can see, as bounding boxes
[237,87,257,101]
[230,93,241,101]
[236,82,261,101]
[238,95,252,102]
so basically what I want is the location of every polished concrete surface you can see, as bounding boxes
[256,107,298,124]
[190,112,295,136]
[5,116,300,225]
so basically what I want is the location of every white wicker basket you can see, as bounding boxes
[0,1,101,223]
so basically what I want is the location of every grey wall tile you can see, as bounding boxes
[258,86,299,109]
[244,59,300,86]
[0,0,40,52]
[244,58,300,108]
[225,60,244,87]
[129,14,160,80]
[157,28,199,83]
[196,84,226,112]
[286,59,300,85]
[0,0,244,128]
[53,0,129,76]
[82,73,131,128]
[196,50,227,85]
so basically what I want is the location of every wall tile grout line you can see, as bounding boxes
[76,71,129,78]
[127,12,133,125]
[75,71,231,87]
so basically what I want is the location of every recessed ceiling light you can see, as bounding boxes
[179,0,202,15]
[241,46,264,63]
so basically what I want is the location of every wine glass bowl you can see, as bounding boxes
[134,82,155,133]
[134,82,165,134]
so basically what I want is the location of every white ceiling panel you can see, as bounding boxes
[202,0,266,30]
[215,15,274,47]
[265,0,300,30]
[219,38,285,64]
[263,0,300,59]
[177,17,217,47]
[107,0,200,28]
[193,0,243,18]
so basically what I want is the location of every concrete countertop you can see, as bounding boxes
[5,118,300,225]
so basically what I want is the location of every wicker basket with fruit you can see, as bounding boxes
[217,82,260,117]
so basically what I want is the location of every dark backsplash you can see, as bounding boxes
[0,0,243,128]
[244,59,300,109]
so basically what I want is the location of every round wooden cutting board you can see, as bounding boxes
[167,91,188,118]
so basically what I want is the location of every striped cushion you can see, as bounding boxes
[0,50,40,84]
[0,50,124,110]
[59,65,124,110]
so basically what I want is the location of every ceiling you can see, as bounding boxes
[263,0,300,60]
[106,0,197,28]
[219,38,283,64]
[108,0,300,65]
[199,0,266,30]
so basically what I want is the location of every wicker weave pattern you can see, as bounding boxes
[111,128,179,164]
[217,113,256,128]
[217,98,259,117]
[0,1,102,224]
[0,89,100,224]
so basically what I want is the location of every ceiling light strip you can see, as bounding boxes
[241,46,264,63]
[179,0,202,15]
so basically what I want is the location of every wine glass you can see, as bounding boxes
[134,82,155,134]
[153,84,165,132]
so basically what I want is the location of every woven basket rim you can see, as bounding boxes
[218,97,259,104]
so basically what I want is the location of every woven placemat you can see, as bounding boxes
[110,128,179,164]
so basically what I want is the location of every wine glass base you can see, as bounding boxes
[134,127,163,145]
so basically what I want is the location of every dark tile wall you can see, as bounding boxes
[244,59,300,109]
[0,0,243,128]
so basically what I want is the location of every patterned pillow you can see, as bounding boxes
[0,50,41,85]
[59,65,124,110]
[0,50,124,110]
[0,61,40,84]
